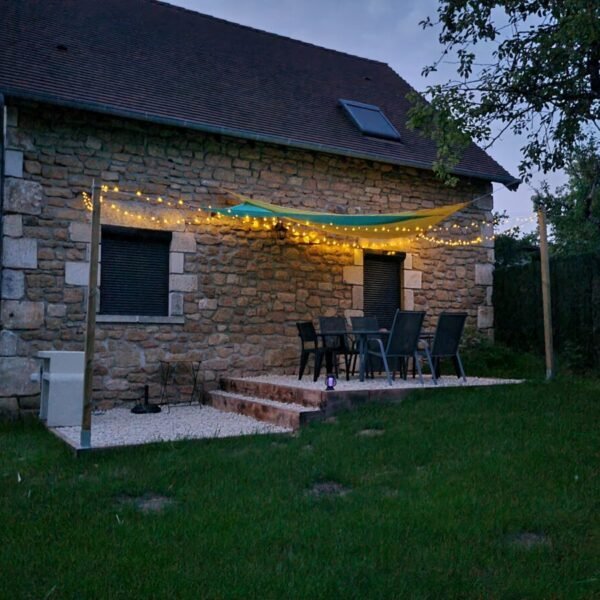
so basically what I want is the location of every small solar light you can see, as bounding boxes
[326,374,337,391]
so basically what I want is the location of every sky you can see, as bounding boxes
[165,0,567,231]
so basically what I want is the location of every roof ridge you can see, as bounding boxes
[148,0,388,67]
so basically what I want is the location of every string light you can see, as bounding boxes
[80,185,512,250]
[418,233,486,246]
[495,214,537,237]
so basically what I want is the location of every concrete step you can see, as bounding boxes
[208,390,323,430]
[220,377,324,408]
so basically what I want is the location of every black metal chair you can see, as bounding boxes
[350,316,380,377]
[350,315,379,331]
[419,312,467,382]
[296,322,326,381]
[366,309,434,385]
[318,316,353,380]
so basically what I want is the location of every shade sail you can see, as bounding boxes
[217,192,469,241]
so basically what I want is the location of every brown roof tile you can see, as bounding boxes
[0,0,517,185]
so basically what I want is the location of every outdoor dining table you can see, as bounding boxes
[317,329,385,383]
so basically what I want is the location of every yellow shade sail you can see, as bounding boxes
[221,191,469,241]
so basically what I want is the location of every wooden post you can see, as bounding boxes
[81,182,101,448]
[537,206,555,380]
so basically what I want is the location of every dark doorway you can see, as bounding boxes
[363,253,405,329]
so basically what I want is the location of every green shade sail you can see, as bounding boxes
[216,192,469,240]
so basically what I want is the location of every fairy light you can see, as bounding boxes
[418,233,486,246]
[80,185,509,250]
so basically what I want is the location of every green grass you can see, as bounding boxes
[1,379,598,599]
[461,337,545,379]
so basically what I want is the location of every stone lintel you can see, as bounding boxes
[169,274,198,292]
[475,263,494,286]
[169,252,184,274]
[4,178,43,215]
[5,149,24,178]
[171,232,196,253]
[351,285,363,311]
[342,265,363,285]
[65,261,91,286]
[2,214,23,237]
[69,222,92,243]
[485,286,493,306]
[404,269,422,290]
[169,292,184,316]
[2,238,37,269]
[86,243,101,264]
[1,270,25,300]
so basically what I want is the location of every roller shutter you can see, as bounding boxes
[100,226,171,316]
[363,253,405,329]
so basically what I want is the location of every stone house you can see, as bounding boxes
[0,0,517,416]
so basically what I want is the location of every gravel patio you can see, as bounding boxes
[49,374,523,452]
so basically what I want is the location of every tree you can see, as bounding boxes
[534,138,600,254]
[494,226,539,267]
[408,0,600,182]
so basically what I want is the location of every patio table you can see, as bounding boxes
[317,329,384,382]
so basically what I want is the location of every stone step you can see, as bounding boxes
[208,390,322,430]
[221,377,324,408]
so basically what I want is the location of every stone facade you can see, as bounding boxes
[0,101,494,416]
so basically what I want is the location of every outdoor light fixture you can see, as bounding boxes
[274,221,287,240]
[326,374,337,391]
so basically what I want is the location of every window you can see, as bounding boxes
[100,226,172,316]
[339,99,401,141]
[363,253,405,329]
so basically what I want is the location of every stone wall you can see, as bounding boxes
[0,101,494,416]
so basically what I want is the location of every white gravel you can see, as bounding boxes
[244,374,523,390]
[50,374,522,451]
[52,405,291,450]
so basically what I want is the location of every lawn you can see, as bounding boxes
[1,377,598,599]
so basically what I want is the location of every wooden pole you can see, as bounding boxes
[81,181,101,448]
[537,206,555,380]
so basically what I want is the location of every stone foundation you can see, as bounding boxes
[0,101,494,417]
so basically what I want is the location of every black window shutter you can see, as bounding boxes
[100,226,172,316]
[363,253,405,329]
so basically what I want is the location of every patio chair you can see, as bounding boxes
[296,321,326,381]
[318,316,353,380]
[418,312,467,382]
[350,316,380,377]
[366,309,434,386]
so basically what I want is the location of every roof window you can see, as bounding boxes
[339,99,401,141]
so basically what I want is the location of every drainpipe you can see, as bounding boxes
[0,93,6,325]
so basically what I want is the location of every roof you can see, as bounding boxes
[0,0,518,186]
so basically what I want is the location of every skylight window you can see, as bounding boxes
[339,99,401,141]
